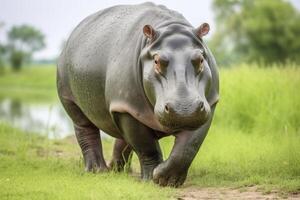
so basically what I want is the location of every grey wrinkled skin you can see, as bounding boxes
[57,2,219,187]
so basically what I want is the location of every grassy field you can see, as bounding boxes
[0,64,299,199]
[0,65,57,102]
[0,124,174,199]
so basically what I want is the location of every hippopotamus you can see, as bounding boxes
[57,2,219,187]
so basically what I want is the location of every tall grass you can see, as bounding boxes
[215,64,300,135]
[160,64,300,191]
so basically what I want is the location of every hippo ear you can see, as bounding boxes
[195,23,210,38]
[143,25,156,40]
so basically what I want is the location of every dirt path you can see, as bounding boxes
[176,186,300,200]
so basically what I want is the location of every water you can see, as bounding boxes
[0,98,74,139]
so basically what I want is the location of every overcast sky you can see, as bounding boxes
[1,0,299,60]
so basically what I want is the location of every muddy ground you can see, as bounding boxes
[176,186,300,200]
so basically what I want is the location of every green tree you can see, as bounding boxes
[210,0,300,66]
[0,22,6,74]
[0,44,5,75]
[7,25,45,70]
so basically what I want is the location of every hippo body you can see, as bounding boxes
[57,2,219,187]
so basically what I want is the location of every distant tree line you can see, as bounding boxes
[0,22,5,73]
[210,0,300,66]
[1,0,299,70]
[0,23,45,72]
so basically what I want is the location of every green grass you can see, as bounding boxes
[0,124,174,200]
[0,65,57,102]
[170,128,299,191]
[0,64,299,198]
[159,129,300,192]
[188,64,300,192]
[216,64,300,135]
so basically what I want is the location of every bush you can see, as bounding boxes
[9,50,25,71]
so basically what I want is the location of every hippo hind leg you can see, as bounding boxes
[108,138,133,172]
[60,97,108,172]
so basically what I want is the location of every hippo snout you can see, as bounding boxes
[156,97,210,132]
[164,98,205,114]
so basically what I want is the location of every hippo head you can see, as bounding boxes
[141,23,212,133]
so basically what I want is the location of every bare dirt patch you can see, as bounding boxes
[176,186,300,200]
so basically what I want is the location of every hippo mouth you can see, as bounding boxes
[154,97,211,133]
[161,125,201,134]
[160,122,202,133]
[156,113,207,133]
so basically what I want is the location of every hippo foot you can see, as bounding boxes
[153,160,188,187]
[140,156,162,180]
[141,163,160,180]
[84,149,108,173]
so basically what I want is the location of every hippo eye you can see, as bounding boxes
[153,54,169,75]
[153,54,162,74]
[200,58,204,64]
[199,58,204,73]
[192,55,205,74]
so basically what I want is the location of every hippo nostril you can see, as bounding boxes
[164,104,170,113]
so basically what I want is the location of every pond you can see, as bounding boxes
[0,98,74,139]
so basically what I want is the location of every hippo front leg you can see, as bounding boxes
[115,113,163,180]
[153,106,216,187]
